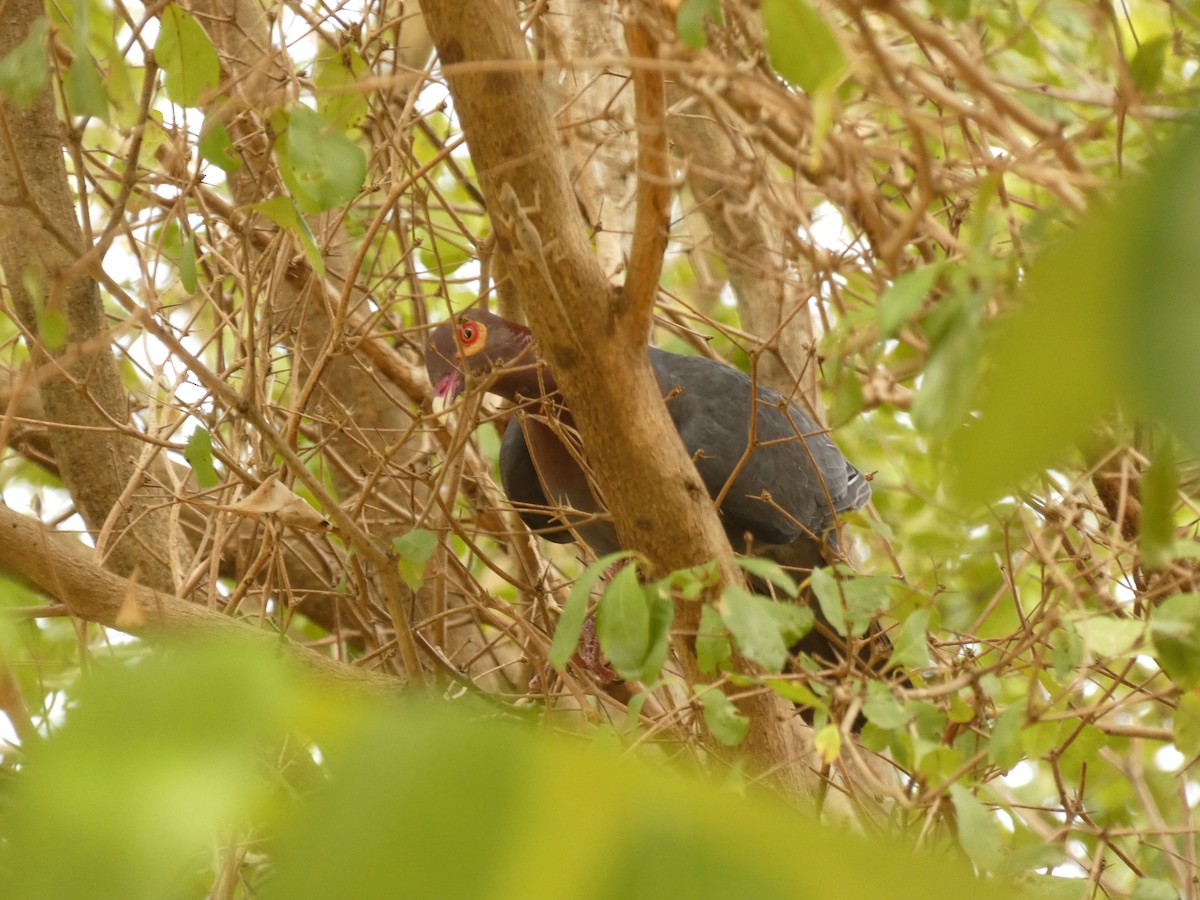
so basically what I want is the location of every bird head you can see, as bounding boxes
[424,310,538,408]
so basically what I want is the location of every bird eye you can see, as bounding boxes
[456,319,487,356]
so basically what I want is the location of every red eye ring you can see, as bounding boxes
[456,318,488,356]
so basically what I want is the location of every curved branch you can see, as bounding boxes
[620,18,670,331]
[0,506,399,694]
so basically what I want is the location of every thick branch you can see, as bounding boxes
[0,505,398,694]
[620,19,670,328]
[418,0,809,788]
[0,0,181,592]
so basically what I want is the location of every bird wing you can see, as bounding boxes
[498,417,576,544]
[650,348,869,547]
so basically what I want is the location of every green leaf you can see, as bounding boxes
[199,114,241,172]
[888,608,930,670]
[393,529,438,589]
[0,18,48,109]
[1140,437,1178,569]
[949,785,1005,872]
[734,556,798,597]
[696,603,732,675]
[862,682,909,729]
[315,46,369,129]
[879,264,943,337]
[760,0,848,94]
[65,50,109,120]
[676,0,722,50]
[36,307,68,351]
[1073,616,1146,660]
[929,0,971,20]
[808,567,846,636]
[1151,593,1200,689]
[251,196,325,275]
[155,5,220,108]
[596,566,652,679]
[814,723,841,763]
[719,587,792,672]
[988,705,1024,770]
[1173,692,1200,757]
[1132,878,1181,900]
[550,552,639,671]
[839,575,892,635]
[701,689,750,746]
[1128,35,1169,95]
[183,428,219,488]
[179,232,198,293]
[640,587,674,682]
[950,123,1200,502]
[1,640,291,899]
[278,105,367,213]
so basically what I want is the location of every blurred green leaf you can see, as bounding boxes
[929,0,971,20]
[1132,878,1180,900]
[879,264,943,337]
[1128,35,1169,95]
[697,603,732,674]
[199,114,241,172]
[949,122,1200,502]
[0,18,48,109]
[862,682,909,729]
[155,5,219,108]
[1140,437,1178,569]
[950,785,1005,872]
[1074,616,1146,660]
[815,723,841,763]
[36,307,68,351]
[889,608,931,670]
[1173,692,1200,756]
[178,231,198,293]
[393,528,438,588]
[761,0,848,93]
[988,705,1024,770]
[0,640,292,899]
[0,639,1029,900]
[701,689,750,746]
[314,46,369,129]
[183,427,219,488]
[65,50,108,120]
[1151,593,1200,689]
[676,0,721,50]
[809,567,846,635]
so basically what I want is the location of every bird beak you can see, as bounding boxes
[431,370,462,415]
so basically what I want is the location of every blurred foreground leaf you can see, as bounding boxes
[0,640,1030,899]
[948,123,1200,503]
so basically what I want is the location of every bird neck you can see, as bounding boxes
[490,343,561,405]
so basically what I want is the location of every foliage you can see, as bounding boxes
[0,640,1014,900]
[0,0,1198,896]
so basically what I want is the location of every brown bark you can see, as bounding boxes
[668,88,822,408]
[418,0,809,790]
[0,504,398,694]
[0,0,181,592]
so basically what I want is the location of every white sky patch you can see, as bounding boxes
[1154,744,1185,772]
[1001,759,1037,788]
[807,201,852,253]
